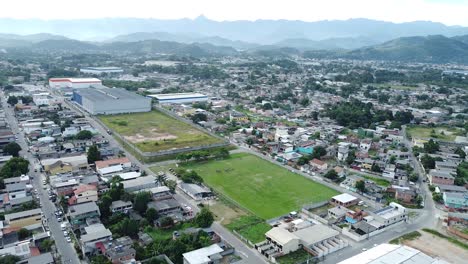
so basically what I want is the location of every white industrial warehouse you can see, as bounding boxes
[72,87,151,115]
[148,93,208,104]
[80,67,124,75]
[338,244,448,264]
[49,78,102,89]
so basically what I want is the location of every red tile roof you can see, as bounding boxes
[95,157,130,170]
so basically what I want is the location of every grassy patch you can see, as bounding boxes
[99,110,222,152]
[181,153,338,219]
[145,222,196,242]
[406,125,464,141]
[422,228,468,250]
[362,175,391,187]
[276,249,312,264]
[225,215,271,243]
[389,231,421,244]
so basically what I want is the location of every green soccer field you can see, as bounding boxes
[98,110,222,152]
[181,153,338,219]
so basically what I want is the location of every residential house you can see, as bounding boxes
[41,155,88,173]
[310,159,328,171]
[122,176,157,193]
[110,200,133,214]
[443,192,468,210]
[183,244,224,264]
[148,198,182,216]
[331,193,359,207]
[69,202,100,226]
[95,157,131,171]
[68,185,98,205]
[428,169,455,185]
[80,224,112,256]
[103,236,136,264]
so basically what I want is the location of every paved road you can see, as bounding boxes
[55,92,268,264]
[1,92,81,264]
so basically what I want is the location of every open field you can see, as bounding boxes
[181,153,339,219]
[404,230,468,263]
[99,110,222,152]
[406,125,464,141]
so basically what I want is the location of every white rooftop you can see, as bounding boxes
[148,93,207,100]
[338,244,448,264]
[332,193,358,204]
[182,244,224,264]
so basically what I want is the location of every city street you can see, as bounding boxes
[1,92,81,264]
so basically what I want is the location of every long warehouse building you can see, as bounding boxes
[49,78,102,89]
[148,93,208,104]
[72,87,151,115]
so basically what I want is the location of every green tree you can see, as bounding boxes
[194,207,214,228]
[133,191,152,214]
[355,180,366,193]
[146,208,158,223]
[0,255,21,264]
[159,216,174,228]
[87,145,101,164]
[0,157,29,179]
[90,255,112,264]
[455,147,466,159]
[3,142,21,157]
[18,228,31,240]
[324,169,339,181]
[75,130,93,140]
[346,151,356,165]
[7,96,18,106]
[371,163,382,173]
[99,194,113,219]
[39,239,54,252]
[311,146,327,159]
[432,193,443,203]
[423,139,439,154]
[420,154,436,170]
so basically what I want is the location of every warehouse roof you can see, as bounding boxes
[49,77,101,83]
[183,244,224,264]
[338,244,448,264]
[266,227,299,245]
[148,93,207,100]
[75,87,148,103]
[293,224,339,246]
[4,208,41,222]
[332,193,358,204]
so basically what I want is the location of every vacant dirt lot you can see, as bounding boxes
[206,200,247,225]
[405,232,468,263]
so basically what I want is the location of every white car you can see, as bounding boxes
[66,237,72,243]
[362,248,367,251]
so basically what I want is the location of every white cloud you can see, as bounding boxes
[1,0,468,26]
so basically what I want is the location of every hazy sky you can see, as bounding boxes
[2,0,468,26]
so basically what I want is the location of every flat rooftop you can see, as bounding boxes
[49,77,101,83]
[75,87,149,103]
[148,93,207,100]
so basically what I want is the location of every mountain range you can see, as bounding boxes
[2,17,468,63]
[2,17,468,46]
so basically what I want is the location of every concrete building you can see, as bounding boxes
[183,244,224,264]
[4,208,42,229]
[443,192,468,210]
[149,93,208,104]
[110,200,133,214]
[69,185,98,205]
[260,224,345,259]
[338,244,448,264]
[72,87,151,115]
[80,224,112,256]
[28,253,54,264]
[122,176,157,193]
[80,67,123,75]
[69,202,101,226]
[428,169,455,185]
[49,78,102,89]
[331,193,359,207]
[178,183,213,201]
